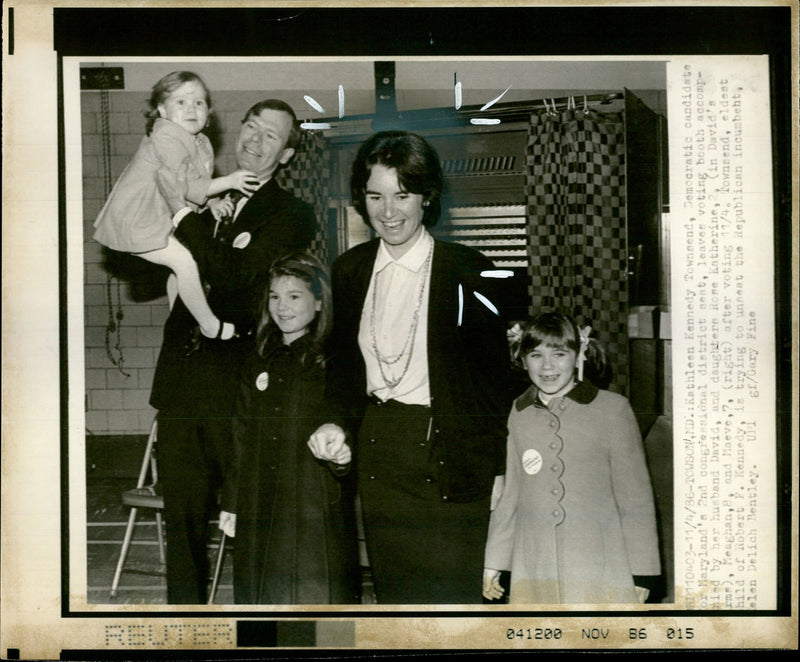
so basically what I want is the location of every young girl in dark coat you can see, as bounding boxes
[224,251,359,604]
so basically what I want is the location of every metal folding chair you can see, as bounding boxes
[109,418,166,598]
[208,532,228,604]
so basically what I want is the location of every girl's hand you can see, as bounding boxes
[308,424,349,463]
[207,196,234,221]
[226,170,260,197]
[482,568,505,601]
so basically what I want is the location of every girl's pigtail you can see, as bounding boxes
[581,332,612,390]
[577,325,592,382]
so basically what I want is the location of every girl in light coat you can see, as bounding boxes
[93,70,259,340]
[483,312,661,604]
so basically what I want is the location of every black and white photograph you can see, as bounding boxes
[74,57,674,609]
[1,2,796,657]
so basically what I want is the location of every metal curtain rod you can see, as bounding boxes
[454,91,625,120]
[316,92,625,131]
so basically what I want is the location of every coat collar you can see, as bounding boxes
[514,380,599,412]
[245,176,279,206]
[232,178,280,225]
[261,331,315,359]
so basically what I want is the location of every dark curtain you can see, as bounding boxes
[275,130,331,265]
[524,106,629,394]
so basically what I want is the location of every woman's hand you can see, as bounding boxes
[224,170,260,197]
[308,423,351,464]
[482,568,505,601]
[218,510,236,538]
[328,441,352,465]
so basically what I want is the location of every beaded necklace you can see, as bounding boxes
[369,240,434,390]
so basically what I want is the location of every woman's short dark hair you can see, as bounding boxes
[145,71,211,135]
[242,99,302,150]
[350,131,443,228]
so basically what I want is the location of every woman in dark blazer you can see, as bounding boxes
[308,131,512,604]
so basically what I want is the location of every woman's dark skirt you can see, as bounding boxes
[357,399,491,604]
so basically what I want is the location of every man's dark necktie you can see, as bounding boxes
[215,190,245,243]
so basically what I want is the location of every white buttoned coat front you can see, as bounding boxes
[484,381,661,604]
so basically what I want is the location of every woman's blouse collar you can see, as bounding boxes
[375,228,433,273]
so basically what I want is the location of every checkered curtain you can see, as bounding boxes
[275,129,331,265]
[525,107,629,393]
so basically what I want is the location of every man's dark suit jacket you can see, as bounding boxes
[325,237,511,503]
[150,178,316,419]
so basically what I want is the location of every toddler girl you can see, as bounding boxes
[222,251,359,604]
[93,70,259,340]
[483,312,661,604]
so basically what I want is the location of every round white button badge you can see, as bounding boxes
[522,448,543,475]
[256,372,269,391]
[233,232,251,249]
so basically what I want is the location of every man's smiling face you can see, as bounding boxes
[235,108,295,180]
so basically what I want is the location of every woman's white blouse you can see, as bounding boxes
[358,230,433,405]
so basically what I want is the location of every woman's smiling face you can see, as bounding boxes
[364,164,426,259]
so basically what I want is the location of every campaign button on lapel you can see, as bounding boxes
[522,448,543,475]
[256,371,269,391]
[233,232,251,249]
